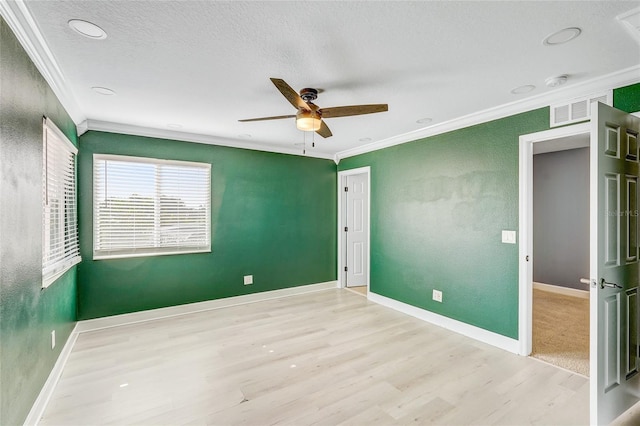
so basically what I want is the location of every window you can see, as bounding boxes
[42,118,81,288]
[93,154,211,259]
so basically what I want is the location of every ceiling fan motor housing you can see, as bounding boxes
[299,88,318,103]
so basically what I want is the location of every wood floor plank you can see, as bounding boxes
[39,289,592,425]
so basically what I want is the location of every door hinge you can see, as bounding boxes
[344,226,348,232]
[344,186,348,192]
[344,266,348,272]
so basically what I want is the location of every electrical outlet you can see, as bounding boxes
[432,289,443,303]
[51,330,56,349]
[243,275,253,285]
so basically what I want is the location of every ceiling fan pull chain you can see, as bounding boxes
[302,131,306,155]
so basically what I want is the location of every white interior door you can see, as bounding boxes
[345,173,368,288]
[590,102,640,425]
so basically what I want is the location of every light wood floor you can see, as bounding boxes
[346,286,367,296]
[40,289,592,425]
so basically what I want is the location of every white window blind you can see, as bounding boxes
[42,118,81,288]
[93,154,211,259]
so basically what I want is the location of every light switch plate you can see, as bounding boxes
[502,230,517,244]
[243,275,253,285]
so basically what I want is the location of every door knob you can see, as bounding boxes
[600,278,622,289]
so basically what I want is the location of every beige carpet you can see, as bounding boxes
[532,288,590,376]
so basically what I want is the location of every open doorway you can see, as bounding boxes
[520,106,640,424]
[531,135,590,376]
[518,123,591,356]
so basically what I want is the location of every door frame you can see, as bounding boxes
[518,122,590,356]
[337,166,371,290]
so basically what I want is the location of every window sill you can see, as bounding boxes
[93,248,211,261]
[42,256,82,289]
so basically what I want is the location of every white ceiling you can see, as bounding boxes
[5,1,640,160]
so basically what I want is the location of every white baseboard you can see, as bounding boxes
[24,323,79,426]
[367,291,520,354]
[76,281,338,333]
[533,281,590,299]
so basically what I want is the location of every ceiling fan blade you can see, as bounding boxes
[271,78,309,110]
[238,114,296,122]
[316,121,332,138]
[320,104,388,119]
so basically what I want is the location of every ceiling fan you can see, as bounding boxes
[239,78,388,138]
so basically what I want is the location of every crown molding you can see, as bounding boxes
[335,65,640,162]
[3,0,637,163]
[0,0,85,124]
[84,119,335,160]
[617,7,640,44]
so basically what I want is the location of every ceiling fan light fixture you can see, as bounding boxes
[296,110,321,132]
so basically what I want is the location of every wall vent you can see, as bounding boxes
[550,90,612,127]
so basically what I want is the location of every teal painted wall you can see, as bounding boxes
[0,18,78,426]
[337,84,640,339]
[613,82,640,114]
[77,132,337,319]
[338,109,550,338]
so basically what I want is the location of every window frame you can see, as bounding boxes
[42,117,81,288]
[92,153,212,260]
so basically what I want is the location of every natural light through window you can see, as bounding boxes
[42,118,81,288]
[93,154,211,259]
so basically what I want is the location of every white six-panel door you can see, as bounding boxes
[345,173,368,288]
[591,102,640,425]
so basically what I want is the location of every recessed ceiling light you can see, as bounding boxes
[543,27,582,46]
[92,86,115,95]
[510,85,536,95]
[545,75,569,88]
[359,137,372,142]
[167,123,182,129]
[68,19,107,39]
[416,118,432,124]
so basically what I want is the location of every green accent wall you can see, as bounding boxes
[0,18,78,426]
[338,109,551,338]
[613,83,640,114]
[77,132,337,319]
[337,83,639,340]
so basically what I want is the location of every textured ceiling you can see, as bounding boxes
[13,1,640,158]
